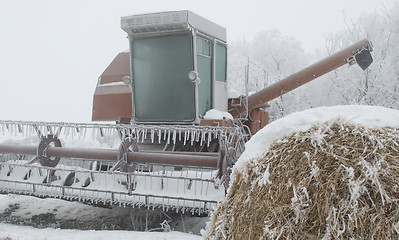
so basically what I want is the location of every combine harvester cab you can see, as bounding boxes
[0,10,373,214]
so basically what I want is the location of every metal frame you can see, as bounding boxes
[195,33,214,118]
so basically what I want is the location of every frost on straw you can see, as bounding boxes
[204,120,399,240]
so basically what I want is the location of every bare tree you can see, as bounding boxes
[227,3,399,122]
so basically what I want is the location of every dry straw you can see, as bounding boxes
[205,120,399,239]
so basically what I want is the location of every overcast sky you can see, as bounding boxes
[0,0,397,122]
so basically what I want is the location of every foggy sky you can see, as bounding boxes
[0,0,396,122]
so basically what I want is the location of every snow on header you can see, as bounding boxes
[204,109,233,120]
[234,105,399,172]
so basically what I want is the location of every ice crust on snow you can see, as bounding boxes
[203,109,233,120]
[0,223,201,240]
[234,105,399,173]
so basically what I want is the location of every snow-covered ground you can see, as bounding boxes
[0,194,203,240]
[0,223,201,240]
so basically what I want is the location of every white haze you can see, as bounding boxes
[0,0,397,122]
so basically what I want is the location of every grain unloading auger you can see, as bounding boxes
[0,11,373,214]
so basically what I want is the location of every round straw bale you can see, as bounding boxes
[204,120,399,239]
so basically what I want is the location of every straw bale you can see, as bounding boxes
[204,120,399,239]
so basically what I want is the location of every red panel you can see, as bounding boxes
[92,52,132,122]
[248,108,269,135]
[92,84,132,121]
[100,52,131,84]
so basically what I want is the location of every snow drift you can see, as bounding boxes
[204,105,399,239]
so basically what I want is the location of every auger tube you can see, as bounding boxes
[0,143,219,168]
[229,38,373,118]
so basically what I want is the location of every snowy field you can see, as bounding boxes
[0,223,201,240]
[0,194,203,240]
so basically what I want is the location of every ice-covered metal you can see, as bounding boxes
[229,39,374,118]
[0,161,223,214]
[0,120,246,213]
[121,10,226,41]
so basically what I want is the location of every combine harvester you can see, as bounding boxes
[0,11,373,214]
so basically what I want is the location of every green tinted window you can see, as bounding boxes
[197,54,212,116]
[196,37,212,116]
[196,37,210,56]
[215,43,227,82]
[132,34,195,122]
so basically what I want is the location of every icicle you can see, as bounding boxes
[132,127,137,139]
[62,126,67,138]
[138,128,142,142]
[151,128,155,143]
[196,130,200,142]
[31,124,36,137]
[72,126,77,139]
[172,129,177,145]
[81,127,86,140]
[141,129,146,143]
[47,126,52,135]
[91,128,95,140]
[94,128,101,140]
[158,129,161,144]
[104,127,108,137]
[25,125,29,137]
[167,129,170,145]
[9,124,13,136]
[68,127,75,139]
[135,129,140,142]
[191,130,195,145]
[184,130,187,146]
[129,128,134,140]
[129,127,133,139]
